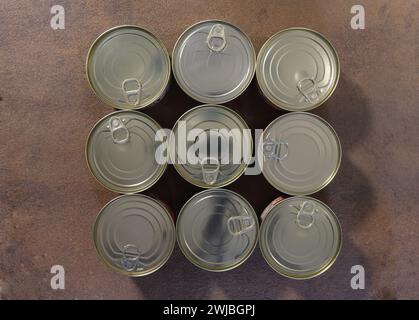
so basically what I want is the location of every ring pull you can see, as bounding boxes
[200,157,220,185]
[227,216,255,236]
[108,116,129,144]
[122,78,142,106]
[297,78,321,103]
[206,24,226,52]
[296,201,316,229]
[263,137,288,161]
[121,244,142,272]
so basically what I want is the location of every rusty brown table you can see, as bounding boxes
[1,0,418,299]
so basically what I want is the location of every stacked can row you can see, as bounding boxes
[95,192,341,279]
[86,22,339,111]
[85,20,342,279]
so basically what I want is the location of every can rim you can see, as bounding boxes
[169,104,253,188]
[86,25,171,110]
[259,196,342,279]
[176,188,259,272]
[92,194,176,277]
[260,111,342,196]
[85,110,168,194]
[256,27,340,112]
[172,19,256,104]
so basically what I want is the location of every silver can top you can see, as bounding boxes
[86,25,171,110]
[169,104,252,188]
[256,27,340,111]
[259,196,342,279]
[172,20,256,104]
[177,189,259,271]
[258,112,341,195]
[94,195,175,276]
[86,110,167,194]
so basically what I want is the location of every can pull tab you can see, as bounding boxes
[121,244,143,272]
[296,201,316,229]
[206,24,226,52]
[227,216,255,236]
[122,78,142,106]
[108,116,129,144]
[263,137,289,161]
[201,157,220,185]
[297,78,321,103]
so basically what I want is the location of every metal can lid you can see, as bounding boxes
[169,104,252,188]
[177,189,259,271]
[259,196,342,279]
[259,112,341,195]
[86,25,170,110]
[172,20,256,104]
[86,110,167,194]
[256,27,340,111]
[93,194,175,276]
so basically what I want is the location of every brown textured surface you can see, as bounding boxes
[0,0,418,300]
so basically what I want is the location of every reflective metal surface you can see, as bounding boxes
[86,110,167,194]
[259,112,341,195]
[259,196,342,279]
[256,27,340,111]
[86,25,170,110]
[177,189,259,271]
[94,195,175,277]
[172,20,256,104]
[169,104,252,188]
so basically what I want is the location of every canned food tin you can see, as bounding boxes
[259,196,342,279]
[177,189,259,271]
[86,110,167,194]
[256,27,340,111]
[86,25,171,110]
[169,104,252,188]
[172,20,256,104]
[258,112,341,195]
[93,194,175,276]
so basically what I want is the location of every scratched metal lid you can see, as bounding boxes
[260,196,342,279]
[258,112,341,195]
[169,104,252,188]
[86,110,167,194]
[94,195,175,276]
[172,20,256,104]
[86,25,170,110]
[177,189,259,271]
[256,27,340,111]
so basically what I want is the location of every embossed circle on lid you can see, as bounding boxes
[87,25,170,110]
[260,196,342,279]
[86,110,167,194]
[256,27,340,111]
[94,195,175,276]
[259,112,341,195]
[173,20,255,104]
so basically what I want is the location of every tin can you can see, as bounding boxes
[169,104,252,188]
[93,194,175,276]
[259,196,342,279]
[258,112,341,195]
[86,25,171,110]
[256,27,340,111]
[172,20,256,104]
[177,189,259,271]
[86,110,167,194]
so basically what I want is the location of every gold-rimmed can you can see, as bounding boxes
[86,25,171,110]
[85,110,167,194]
[177,189,259,271]
[93,194,175,276]
[259,196,342,279]
[256,27,340,111]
